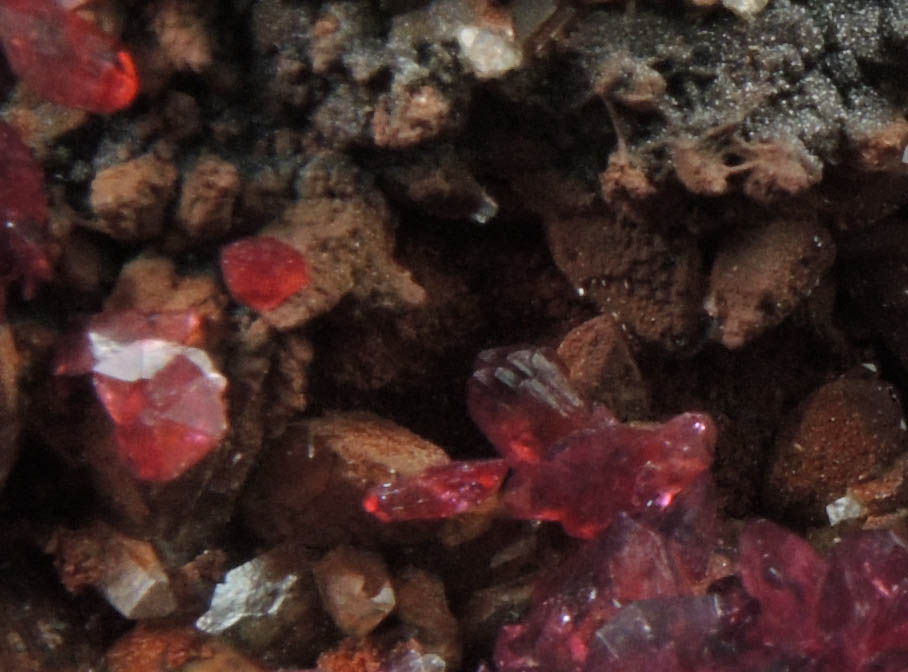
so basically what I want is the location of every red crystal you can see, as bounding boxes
[467,347,595,464]
[0,0,138,113]
[502,410,715,539]
[56,310,227,481]
[363,459,507,522]
[738,519,827,654]
[220,236,310,312]
[0,120,51,318]
[366,347,715,540]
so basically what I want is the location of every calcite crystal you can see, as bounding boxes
[56,310,228,481]
[0,0,138,113]
[220,236,311,312]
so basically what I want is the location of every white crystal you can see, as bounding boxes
[826,493,865,526]
[721,0,771,19]
[101,536,176,620]
[389,650,447,672]
[456,26,522,79]
[196,556,299,634]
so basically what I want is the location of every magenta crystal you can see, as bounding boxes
[467,347,595,464]
[738,519,827,654]
[363,459,508,522]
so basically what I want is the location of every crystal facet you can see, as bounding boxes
[220,236,310,312]
[0,0,138,113]
[363,459,508,522]
[57,310,228,482]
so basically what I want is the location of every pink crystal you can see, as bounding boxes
[220,236,310,312]
[0,120,51,318]
[0,0,138,113]
[367,346,715,540]
[467,347,595,464]
[56,310,228,481]
[363,459,507,522]
[502,411,715,539]
[738,519,827,654]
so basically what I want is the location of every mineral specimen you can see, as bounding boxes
[220,236,310,313]
[55,309,228,481]
[366,347,715,540]
[0,0,138,113]
[364,459,508,523]
[0,120,52,318]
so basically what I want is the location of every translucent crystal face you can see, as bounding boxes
[56,310,229,482]
[220,236,310,312]
[0,0,138,113]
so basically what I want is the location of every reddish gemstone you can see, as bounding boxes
[496,515,689,672]
[818,530,908,664]
[363,459,508,522]
[220,236,310,312]
[503,411,715,539]
[738,519,827,654]
[0,121,51,318]
[0,0,138,113]
[467,347,596,464]
[57,310,227,482]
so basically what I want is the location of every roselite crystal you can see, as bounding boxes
[365,347,715,539]
[0,0,138,113]
[220,236,310,312]
[56,309,228,481]
[0,120,52,318]
[364,459,508,522]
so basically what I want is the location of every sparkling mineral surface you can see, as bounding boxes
[0,0,138,113]
[56,310,228,481]
[0,120,52,318]
[220,236,311,312]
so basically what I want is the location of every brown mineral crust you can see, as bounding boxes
[257,192,426,331]
[393,567,461,667]
[0,325,21,490]
[2,94,88,158]
[150,0,213,74]
[88,152,179,242]
[314,546,396,637]
[104,257,227,334]
[242,412,451,547]
[556,314,649,420]
[106,625,266,672]
[847,453,908,521]
[545,213,705,350]
[765,374,907,525]
[175,155,241,240]
[705,218,835,349]
[372,85,455,149]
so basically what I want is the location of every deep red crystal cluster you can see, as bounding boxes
[56,310,228,482]
[366,346,908,671]
[0,0,138,113]
[365,346,715,538]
